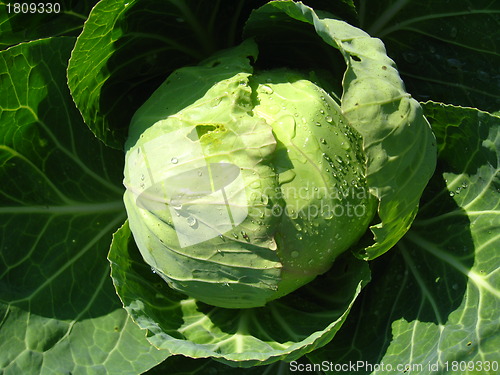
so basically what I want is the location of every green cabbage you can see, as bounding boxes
[123,40,376,308]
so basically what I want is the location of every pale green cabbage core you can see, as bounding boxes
[123,44,376,308]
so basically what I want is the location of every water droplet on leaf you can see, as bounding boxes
[260,84,273,94]
[340,142,350,151]
[186,216,197,227]
[241,231,250,242]
[269,238,277,250]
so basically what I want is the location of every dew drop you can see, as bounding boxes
[170,197,182,210]
[402,51,418,64]
[325,115,333,123]
[291,250,300,257]
[269,238,277,250]
[322,209,334,220]
[211,97,222,107]
[259,84,273,94]
[320,138,326,144]
[340,142,350,151]
[241,231,250,242]
[186,216,197,227]
[171,157,179,164]
[251,180,261,188]
[261,194,269,204]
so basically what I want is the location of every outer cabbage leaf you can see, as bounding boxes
[0,0,98,51]
[145,354,316,374]
[360,0,500,113]
[307,103,500,374]
[0,37,167,374]
[108,220,369,367]
[245,1,437,260]
[67,0,270,148]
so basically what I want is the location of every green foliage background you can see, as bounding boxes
[0,0,498,374]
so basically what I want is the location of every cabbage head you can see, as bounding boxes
[123,40,377,308]
[122,1,437,314]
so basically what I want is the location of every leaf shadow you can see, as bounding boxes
[189,252,371,356]
[308,162,475,373]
